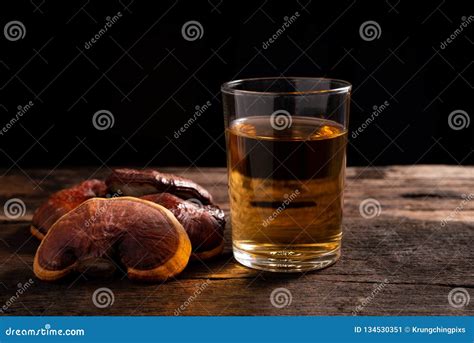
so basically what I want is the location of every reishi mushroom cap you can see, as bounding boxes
[106,168,213,205]
[31,179,107,240]
[33,197,191,282]
[141,193,225,260]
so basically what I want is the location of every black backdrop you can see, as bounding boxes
[0,0,472,168]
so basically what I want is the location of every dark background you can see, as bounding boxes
[0,0,472,168]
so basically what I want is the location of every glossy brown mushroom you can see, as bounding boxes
[141,193,225,260]
[33,197,191,282]
[31,179,107,240]
[106,168,213,205]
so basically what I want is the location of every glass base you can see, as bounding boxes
[233,244,341,273]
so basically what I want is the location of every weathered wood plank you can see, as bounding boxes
[0,166,473,315]
[0,260,472,316]
[0,218,472,315]
[1,165,473,221]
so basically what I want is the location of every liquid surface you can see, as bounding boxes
[226,116,347,271]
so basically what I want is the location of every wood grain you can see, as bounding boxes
[0,165,473,315]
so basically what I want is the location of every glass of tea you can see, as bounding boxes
[221,77,351,272]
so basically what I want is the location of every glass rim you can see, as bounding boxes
[221,77,352,96]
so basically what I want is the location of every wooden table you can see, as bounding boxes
[0,166,472,315]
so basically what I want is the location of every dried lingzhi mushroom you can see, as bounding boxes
[31,179,107,240]
[141,193,225,260]
[34,197,192,282]
[106,168,213,204]
[31,169,226,282]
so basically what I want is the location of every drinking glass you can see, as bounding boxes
[222,77,351,272]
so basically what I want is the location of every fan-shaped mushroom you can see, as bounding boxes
[31,179,107,240]
[106,168,213,205]
[141,193,225,260]
[33,197,191,282]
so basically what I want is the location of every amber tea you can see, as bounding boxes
[222,77,351,272]
[227,116,347,271]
